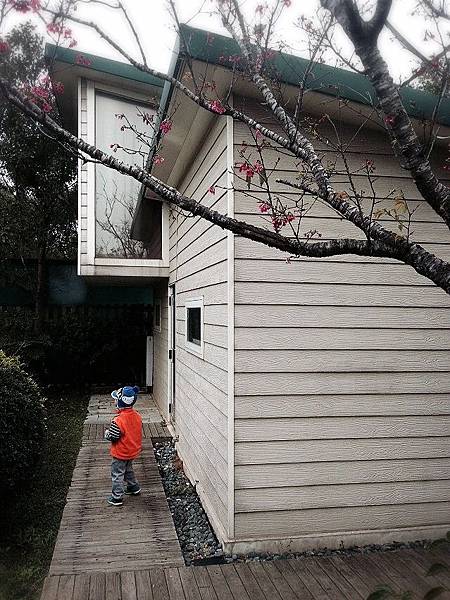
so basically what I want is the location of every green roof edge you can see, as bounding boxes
[179,24,450,127]
[45,43,165,88]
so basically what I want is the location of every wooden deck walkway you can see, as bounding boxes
[41,393,450,599]
[44,394,182,581]
[41,546,450,599]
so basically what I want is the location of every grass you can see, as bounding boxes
[0,391,88,600]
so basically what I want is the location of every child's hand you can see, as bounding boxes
[104,429,110,440]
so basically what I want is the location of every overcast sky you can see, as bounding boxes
[3,0,449,83]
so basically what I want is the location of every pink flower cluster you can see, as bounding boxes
[7,0,40,13]
[208,186,215,194]
[154,155,165,165]
[209,100,226,114]
[159,120,172,135]
[47,22,77,47]
[0,40,10,53]
[271,213,295,232]
[237,160,263,180]
[384,115,395,126]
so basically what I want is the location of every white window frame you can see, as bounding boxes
[83,80,169,269]
[185,298,204,357]
[153,299,162,333]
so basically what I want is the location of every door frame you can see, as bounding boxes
[167,284,176,421]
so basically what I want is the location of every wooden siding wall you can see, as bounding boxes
[152,285,169,421]
[233,96,450,543]
[169,117,230,538]
[79,78,88,259]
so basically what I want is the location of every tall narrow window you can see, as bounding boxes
[154,300,161,333]
[185,298,203,356]
[95,91,159,258]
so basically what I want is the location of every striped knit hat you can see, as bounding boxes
[111,386,139,409]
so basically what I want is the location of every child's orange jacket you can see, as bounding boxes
[108,408,142,460]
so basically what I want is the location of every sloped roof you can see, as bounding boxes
[179,24,450,126]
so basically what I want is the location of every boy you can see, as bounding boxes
[105,385,142,506]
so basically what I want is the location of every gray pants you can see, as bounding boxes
[111,458,139,499]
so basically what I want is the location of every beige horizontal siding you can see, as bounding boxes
[233,96,450,543]
[236,458,450,488]
[235,394,450,418]
[236,416,450,442]
[235,328,450,350]
[169,117,229,538]
[236,480,450,512]
[235,437,450,464]
[236,372,450,395]
[235,282,450,307]
[235,304,449,328]
[235,502,450,538]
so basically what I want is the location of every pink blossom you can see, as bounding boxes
[69,39,77,48]
[208,186,216,194]
[258,201,270,213]
[384,115,395,126]
[0,40,10,53]
[31,85,49,99]
[154,155,165,165]
[159,119,172,135]
[41,101,52,113]
[254,160,264,174]
[210,100,226,114]
[255,130,263,141]
[53,81,65,95]
[75,54,92,67]
[283,0,292,6]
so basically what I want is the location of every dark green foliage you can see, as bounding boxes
[0,392,87,600]
[0,23,76,320]
[0,305,148,385]
[0,351,46,493]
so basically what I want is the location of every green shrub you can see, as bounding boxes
[0,351,46,492]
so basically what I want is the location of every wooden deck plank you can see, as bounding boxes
[192,567,218,600]
[72,574,90,600]
[366,552,415,596]
[135,570,154,600]
[89,572,105,600]
[273,560,315,599]
[165,567,186,600]
[327,555,372,598]
[40,576,60,600]
[105,572,121,600]
[234,563,268,599]
[260,562,299,600]
[205,565,234,600]
[311,557,362,599]
[57,575,75,598]
[301,558,344,600]
[121,571,138,600]
[149,568,170,600]
[219,565,251,600]
[248,562,284,600]
[178,568,202,600]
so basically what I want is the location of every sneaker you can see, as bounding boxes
[107,496,123,506]
[124,484,141,496]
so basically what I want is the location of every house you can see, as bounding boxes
[47,25,450,554]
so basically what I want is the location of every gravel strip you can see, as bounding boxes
[153,441,224,566]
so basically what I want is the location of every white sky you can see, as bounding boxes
[2,0,448,83]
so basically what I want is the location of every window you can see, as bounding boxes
[94,91,159,258]
[154,300,161,333]
[185,298,203,356]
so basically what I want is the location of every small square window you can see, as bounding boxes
[154,300,161,333]
[185,298,203,356]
